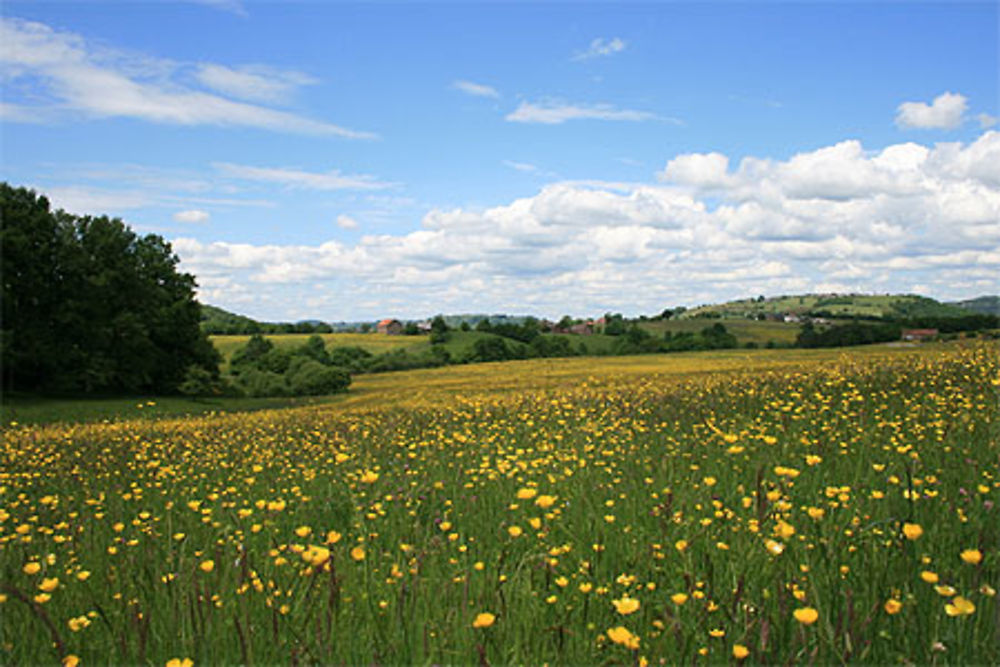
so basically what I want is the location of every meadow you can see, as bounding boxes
[1,342,997,665]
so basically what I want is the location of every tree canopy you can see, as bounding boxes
[1,183,220,394]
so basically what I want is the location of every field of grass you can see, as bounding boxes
[640,318,801,346]
[1,341,997,664]
[680,294,969,320]
[211,332,429,367]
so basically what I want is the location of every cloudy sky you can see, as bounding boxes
[2,2,998,322]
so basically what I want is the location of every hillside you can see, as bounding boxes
[951,295,1000,316]
[677,293,969,320]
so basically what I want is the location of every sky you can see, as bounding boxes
[2,1,998,322]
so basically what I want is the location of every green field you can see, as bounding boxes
[2,341,997,665]
[640,317,801,345]
[680,293,970,320]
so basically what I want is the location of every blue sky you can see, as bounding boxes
[2,1,998,321]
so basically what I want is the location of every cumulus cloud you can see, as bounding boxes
[572,37,627,61]
[173,209,210,223]
[214,163,395,190]
[452,80,500,98]
[175,131,1000,320]
[506,100,665,125]
[895,92,968,129]
[0,17,374,138]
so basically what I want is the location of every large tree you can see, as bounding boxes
[1,183,220,394]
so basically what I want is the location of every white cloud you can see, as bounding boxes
[0,17,375,138]
[185,0,247,16]
[214,163,395,191]
[195,64,317,104]
[337,214,359,229]
[977,112,998,129]
[175,131,1000,320]
[452,80,500,98]
[895,91,968,129]
[572,37,627,61]
[173,209,210,223]
[506,100,666,125]
[503,160,540,173]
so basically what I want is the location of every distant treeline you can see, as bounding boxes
[201,305,335,335]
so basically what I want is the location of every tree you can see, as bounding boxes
[1,184,220,394]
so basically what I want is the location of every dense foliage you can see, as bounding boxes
[1,184,219,394]
[229,334,351,397]
[201,305,334,335]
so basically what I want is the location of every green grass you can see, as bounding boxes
[639,318,801,345]
[0,393,347,427]
[680,293,969,320]
[1,343,996,664]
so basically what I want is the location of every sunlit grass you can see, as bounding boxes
[1,341,996,664]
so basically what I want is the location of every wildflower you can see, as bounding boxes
[793,607,819,625]
[516,488,537,499]
[944,596,975,616]
[325,530,342,544]
[920,570,939,584]
[671,593,689,605]
[76,570,91,581]
[934,585,957,597]
[472,612,496,628]
[960,549,982,565]
[612,595,640,615]
[294,526,312,538]
[62,656,80,667]
[709,628,725,638]
[199,560,215,573]
[535,495,557,509]
[765,539,785,556]
[359,470,379,484]
[884,599,902,615]
[902,523,923,540]
[165,659,194,667]
[38,577,59,592]
[507,525,522,538]
[674,539,688,552]
[23,562,41,575]
[607,626,640,650]
[733,644,749,660]
[350,546,366,561]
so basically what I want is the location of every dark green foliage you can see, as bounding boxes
[950,295,1000,316]
[228,334,351,397]
[327,346,373,372]
[1,183,220,394]
[796,321,902,348]
[287,360,350,396]
[200,304,334,335]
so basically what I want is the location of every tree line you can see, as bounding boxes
[1,184,220,394]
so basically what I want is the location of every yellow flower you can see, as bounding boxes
[472,612,496,628]
[944,596,975,616]
[23,562,41,575]
[671,593,689,605]
[34,593,51,604]
[535,494,557,509]
[709,628,725,638]
[935,585,957,597]
[607,626,640,650]
[294,526,312,538]
[516,488,537,500]
[674,539,688,552]
[765,539,785,556]
[902,523,923,540]
[359,470,379,484]
[76,571,91,581]
[884,599,902,615]
[301,545,331,567]
[507,525,523,538]
[350,546,366,561]
[612,595,640,615]
[793,607,819,625]
[325,530,342,544]
[920,570,939,584]
[960,549,982,565]
[732,644,750,660]
[199,560,215,573]
[165,659,194,667]
[62,655,80,667]
[38,577,59,592]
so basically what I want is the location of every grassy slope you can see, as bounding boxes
[680,293,969,320]
[3,343,947,427]
[639,318,801,345]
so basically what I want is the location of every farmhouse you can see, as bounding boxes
[377,318,403,335]
[901,328,938,342]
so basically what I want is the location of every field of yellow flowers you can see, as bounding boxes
[2,342,997,665]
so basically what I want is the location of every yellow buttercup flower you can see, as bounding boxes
[607,626,640,650]
[902,523,923,540]
[944,596,975,616]
[732,644,749,660]
[671,593,689,605]
[960,549,982,565]
[472,612,496,628]
[350,546,366,561]
[884,599,902,615]
[38,577,59,592]
[199,560,214,573]
[793,607,819,625]
[612,595,640,615]
[920,570,939,584]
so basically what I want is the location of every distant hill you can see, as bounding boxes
[677,294,970,321]
[951,295,1000,316]
[200,304,336,335]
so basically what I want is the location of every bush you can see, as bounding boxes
[287,360,351,396]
